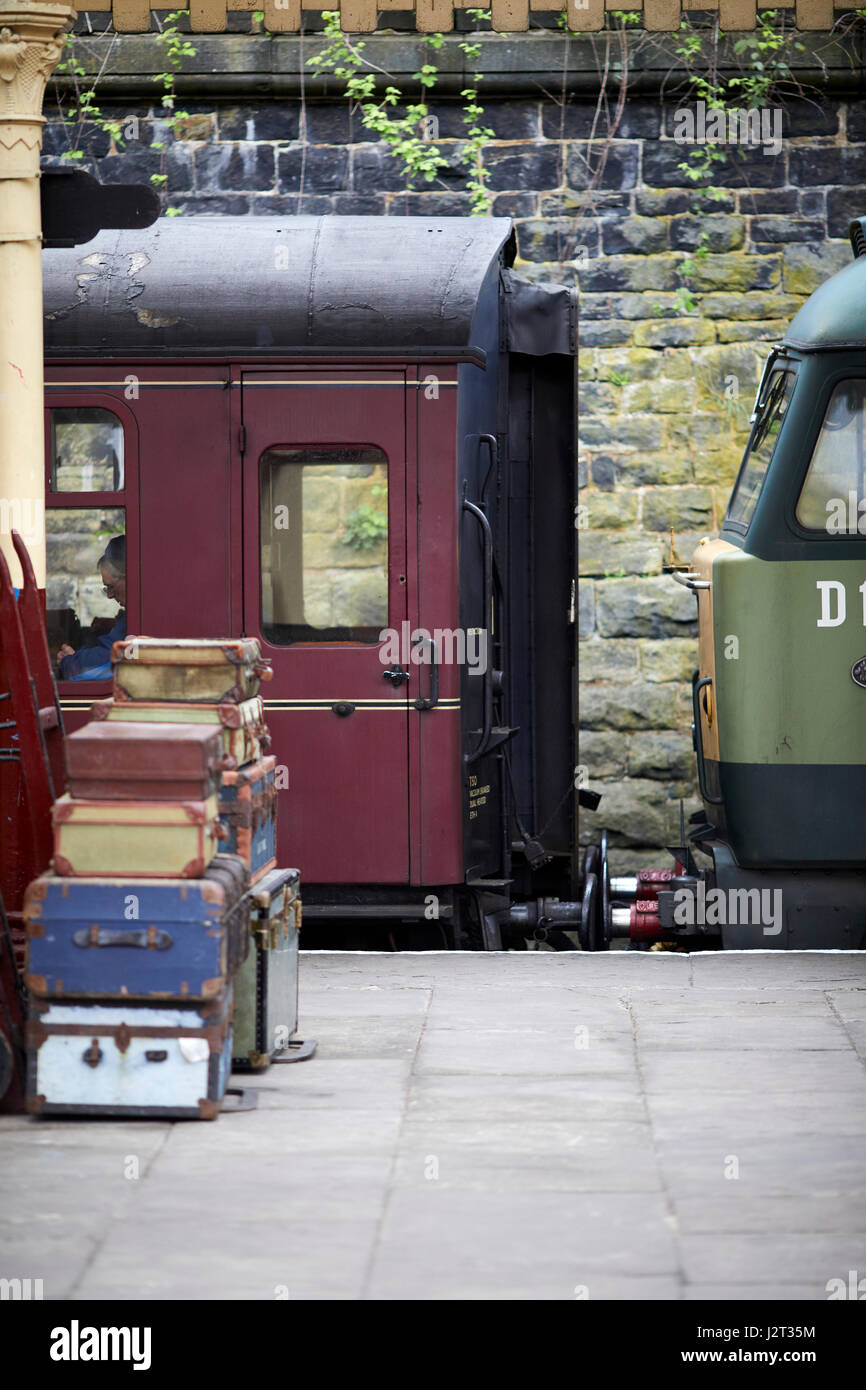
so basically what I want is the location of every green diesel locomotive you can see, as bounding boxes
[583,219,866,951]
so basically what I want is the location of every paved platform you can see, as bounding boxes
[1,951,865,1301]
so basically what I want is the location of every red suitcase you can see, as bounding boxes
[66,722,233,801]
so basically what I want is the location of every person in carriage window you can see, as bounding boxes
[56,535,127,681]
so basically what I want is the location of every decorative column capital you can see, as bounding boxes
[0,3,76,174]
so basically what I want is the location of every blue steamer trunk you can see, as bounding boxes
[24,854,250,1002]
[26,987,235,1120]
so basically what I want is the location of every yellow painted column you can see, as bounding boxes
[0,2,75,588]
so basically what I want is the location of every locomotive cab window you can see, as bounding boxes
[45,406,128,681]
[726,366,796,531]
[260,446,389,644]
[796,380,866,533]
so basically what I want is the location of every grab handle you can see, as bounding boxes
[692,675,724,806]
[73,927,173,951]
[412,636,439,710]
[463,499,493,763]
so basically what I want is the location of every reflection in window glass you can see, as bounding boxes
[726,369,795,530]
[49,408,124,492]
[260,447,388,644]
[46,507,125,665]
[796,380,866,533]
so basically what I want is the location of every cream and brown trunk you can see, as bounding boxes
[0,2,75,588]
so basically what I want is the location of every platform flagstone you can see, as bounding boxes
[1,951,864,1301]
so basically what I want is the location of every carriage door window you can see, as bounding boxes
[796,380,866,533]
[45,407,127,679]
[260,446,389,643]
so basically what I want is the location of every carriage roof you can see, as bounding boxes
[42,215,519,358]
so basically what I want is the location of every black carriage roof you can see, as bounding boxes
[42,215,526,359]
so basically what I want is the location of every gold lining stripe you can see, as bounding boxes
[263,697,461,704]
[237,379,459,387]
[60,699,462,710]
[263,701,461,710]
[45,381,228,388]
[258,704,459,712]
[46,379,459,389]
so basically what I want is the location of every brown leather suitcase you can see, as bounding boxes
[66,722,232,801]
[89,695,270,769]
[111,637,272,704]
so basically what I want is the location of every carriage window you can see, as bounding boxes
[49,408,124,491]
[726,368,795,530]
[45,507,126,672]
[260,446,388,644]
[796,380,866,533]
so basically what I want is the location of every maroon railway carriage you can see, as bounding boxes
[41,216,576,948]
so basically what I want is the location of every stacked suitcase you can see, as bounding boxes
[89,639,306,1074]
[98,638,278,885]
[22,637,307,1118]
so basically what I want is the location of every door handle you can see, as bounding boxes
[413,636,439,710]
[383,665,409,686]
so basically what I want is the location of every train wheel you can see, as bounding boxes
[598,829,612,951]
[578,871,598,951]
[580,845,599,894]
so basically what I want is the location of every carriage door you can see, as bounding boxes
[240,369,410,883]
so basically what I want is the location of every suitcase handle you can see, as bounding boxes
[72,926,173,951]
[253,660,274,682]
[219,753,238,773]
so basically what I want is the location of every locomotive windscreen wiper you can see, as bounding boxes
[749,346,784,426]
[750,369,789,454]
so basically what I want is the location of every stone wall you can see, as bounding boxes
[41,29,866,869]
[287,460,388,631]
[576,93,857,871]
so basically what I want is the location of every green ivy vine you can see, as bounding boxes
[306,9,496,215]
[673,11,805,197]
[342,485,388,550]
[51,12,197,217]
